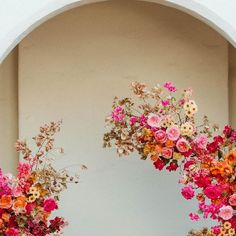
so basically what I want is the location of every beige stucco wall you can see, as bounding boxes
[18,1,228,235]
[0,47,18,174]
[229,44,236,126]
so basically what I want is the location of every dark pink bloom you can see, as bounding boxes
[163,81,177,92]
[43,198,58,212]
[189,213,199,221]
[6,228,19,236]
[181,186,194,200]
[129,116,137,126]
[204,185,221,200]
[223,125,232,136]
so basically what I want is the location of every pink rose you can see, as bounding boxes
[194,134,208,149]
[154,130,167,143]
[43,198,58,212]
[176,138,190,153]
[181,186,194,200]
[147,113,161,128]
[211,226,221,235]
[161,147,173,159]
[229,193,236,206]
[166,125,180,141]
[219,205,234,220]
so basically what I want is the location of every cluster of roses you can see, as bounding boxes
[180,125,236,235]
[103,81,236,235]
[0,122,79,236]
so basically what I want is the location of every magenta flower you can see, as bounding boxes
[181,186,195,200]
[163,81,177,92]
[43,198,58,212]
[189,213,199,221]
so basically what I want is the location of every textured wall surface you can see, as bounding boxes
[229,45,236,127]
[1,0,236,63]
[0,47,18,174]
[19,1,228,235]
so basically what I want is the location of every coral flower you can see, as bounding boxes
[225,150,236,165]
[154,130,167,143]
[176,138,190,153]
[13,195,27,210]
[0,195,12,209]
[161,147,173,159]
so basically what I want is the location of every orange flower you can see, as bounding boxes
[0,195,12,209]
[154,145,162,154]
[13,195,27,209]
[150,155,158,162]
[165,140,175,148]
[225,150,236,165]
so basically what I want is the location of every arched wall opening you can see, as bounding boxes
[0,0,236,235]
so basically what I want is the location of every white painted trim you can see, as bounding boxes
[0,0,236,63]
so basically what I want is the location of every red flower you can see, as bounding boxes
[153,159,165,171]
[207,142,218,153]
[166,162,178,172]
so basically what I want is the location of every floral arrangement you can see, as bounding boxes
[103,81,236,235]
[0,121,81,236]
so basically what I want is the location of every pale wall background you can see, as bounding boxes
[16,1,229,235]
[0,47,18,173]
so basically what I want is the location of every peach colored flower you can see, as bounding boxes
[219,205,233,220]
[166,125,180,141]
[13,195,27,210]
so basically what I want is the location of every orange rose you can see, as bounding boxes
[0,195,12,209]
[225,150,236,165]
[13,195,27,209]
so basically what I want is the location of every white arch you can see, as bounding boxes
[1,0,236,63]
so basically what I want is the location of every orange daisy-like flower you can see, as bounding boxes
[0,195,12,209]
[225,150,236,165]
[13,195,27,210]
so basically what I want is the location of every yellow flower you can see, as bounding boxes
[28,195,36,203]
[181,122,194,136]
[173,152,182,160]
[223,221,231,229]
[228,228,235,235]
